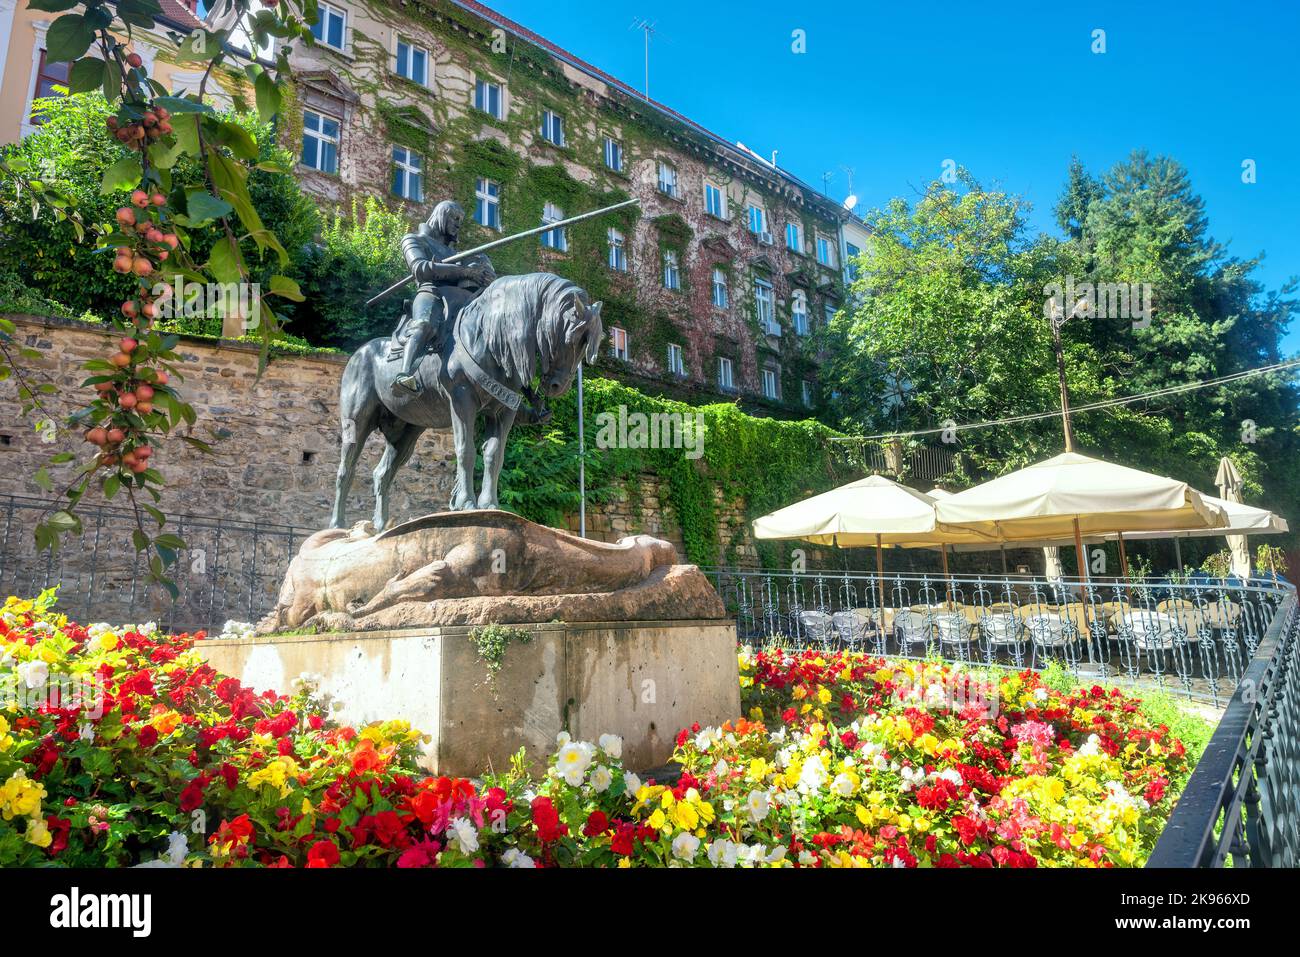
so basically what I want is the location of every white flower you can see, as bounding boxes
[831,773,856,798]
[555,730,571,748]
[598,733,623,759]
[671,832,701,862]
[693,726,722,751]
[16,659,49,689]
[555,741,595,786]
[706,839,740,868]
[765,845,787,864]
[501,848,535,868]
[589,764,613,793]
[623,772,642,796]
[1078,733,1102,757]
[713,759,729,778]
[746,789,771,823]
[798,849,818,867]
[1035,687,1049,702]
[798,756,828,793]
[166,831,189,865]
[445,816,479,855]
[934,768,963,787]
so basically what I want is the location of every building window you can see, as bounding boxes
[667,343,685,376]
[301,110,340,174]
[704,181,726,218]
[711,267,728,308]
[785,221,802,253]
[603,136,623,172]
[845,241,861,282]
[474,177,500,230]
[791,289,809,336]
[754,276,777,334]
[761,367,780,400]
[541,202,567,251]
[824,302,837,326]
[310,2,347,51]
[607,227,627,271]
[540,110,565,146]
[474,78,503,119]
[747,204,767,235]
[662,249,680,290]
[816,233,836,267]
[29,50,69,124]
[610,327,630,361]
[391,146,423,201]
[717,356,734,391]
[395,39,428,85]
[657,161,678,198]
[801,380,814,407]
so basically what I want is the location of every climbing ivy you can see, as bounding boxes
[499,375,854,566]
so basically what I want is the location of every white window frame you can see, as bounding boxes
[816,233,837,268]
[844,241,861,282]
[541,109,566,147]
[785,221,802,253]
[667,342,685,376]
[301,109,340,174]
[311,2,348,53]
[657,160,678,198]
[391,145,423,201]
[395,38,429,86]
[791,288,809,336]
[662,249,680,290]
[754,276,777,334]
[747,204,767,235]
[762,367,780,400]
[474,77,504,119]
[824,302,837,327]
[711,267,728,308]
[717,356,734,391]
[541,202,567,251]
[603,136,623,172]
[474,177,500,230]
[607,227,627,271]
[610,326,630,361]
[704,181,726,219]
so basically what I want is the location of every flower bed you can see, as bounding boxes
[0,592,1195,867]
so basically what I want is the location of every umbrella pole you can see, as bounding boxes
[875,534,886,627]
[1117,530,1132,603]
[1174,538,1183,572]
[1072,516,1093,630]
[941,545,953,606]
[1000,544,1008,576]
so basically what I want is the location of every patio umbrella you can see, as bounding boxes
[1215,457,1254,580]
[752,475,995,609]
[934,451,1226,584]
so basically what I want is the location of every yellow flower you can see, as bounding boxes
[670,800,699,830]
[96,632,119,652]
[152,710,182,735]
[647,808,667,831]
[915,733,940,755]
[792,686,808,701]
[854,804,872,827]
[25,817,52,848]
[817,687,832,705]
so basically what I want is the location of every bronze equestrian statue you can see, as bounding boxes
[331,207,604,528]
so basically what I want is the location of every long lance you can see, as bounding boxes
[365,197,640,307]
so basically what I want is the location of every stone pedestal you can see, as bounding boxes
[197,619,740,776]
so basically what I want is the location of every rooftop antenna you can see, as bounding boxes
[841,166,858,210]
[822,170,834,196]
[629,17,657,98]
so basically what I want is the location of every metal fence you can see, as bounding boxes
[0,494,316,634]
[704,566,1295,707]
[1146,590,1300,867]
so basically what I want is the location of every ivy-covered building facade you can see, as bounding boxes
[253,0,848,412]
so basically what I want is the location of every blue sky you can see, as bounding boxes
[484,0,1300,351]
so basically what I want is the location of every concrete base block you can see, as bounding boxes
[197,619,740,776]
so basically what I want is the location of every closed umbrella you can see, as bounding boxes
[1215,457,1253,580]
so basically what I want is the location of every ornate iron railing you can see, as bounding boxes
[1145,591,1300,867]
[0,494,317,634]
[703,566,1295,707]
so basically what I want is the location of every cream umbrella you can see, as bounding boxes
[934,451,1227,584]
[752,475,996,610]
[1215,457,1253,580]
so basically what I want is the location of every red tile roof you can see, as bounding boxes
[155,0,205,31]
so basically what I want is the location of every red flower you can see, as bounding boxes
[136,725,158,748]
[582,810,609,837]
[306,840,340,868]
[531,796,567,843]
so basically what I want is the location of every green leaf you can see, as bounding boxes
[45,14,94,64]
[268,274,304,301]
[207,235,243,284]
[100,155,141,194]
[34,467,54,492]
[68,57,105,94]
[184,188,234,226]
[27,0,81,12]
[254,71,282,123]
[103,474,121,499]
[152,95,212,115]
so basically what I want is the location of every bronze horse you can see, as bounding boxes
[331,273,603,529]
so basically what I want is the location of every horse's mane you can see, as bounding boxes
[455,273,583,386]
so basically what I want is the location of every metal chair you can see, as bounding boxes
[894,610,934,657]
[977,613,1027,666]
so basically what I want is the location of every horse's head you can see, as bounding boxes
[539,293,603,396]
